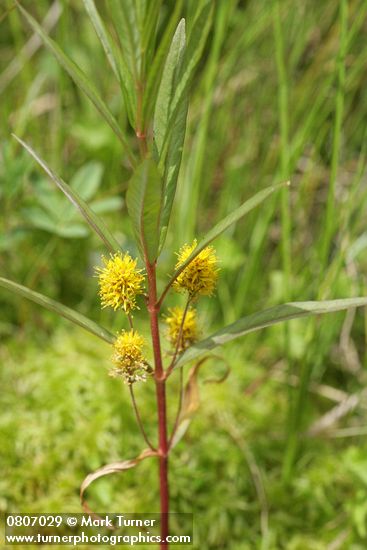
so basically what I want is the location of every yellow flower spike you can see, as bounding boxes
[96,252,145,314]
[173,239,219,298]
[165,306,199,351]
[111,330,149,384]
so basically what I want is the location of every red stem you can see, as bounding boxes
[146,261,169,548]
[135,53,167,545]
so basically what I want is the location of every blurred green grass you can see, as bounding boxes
[2,328,367,549]
[1,0,367,548]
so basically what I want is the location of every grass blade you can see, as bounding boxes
[319,0,348,266]
[175,298,367,368]
[14,135,121,254]
[17,2,136,167]
[0,277,114,344]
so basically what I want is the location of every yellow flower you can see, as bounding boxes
[96,252,144,313]
[110,330,149,384]
[173,239,219,298]
[165,306,199,351]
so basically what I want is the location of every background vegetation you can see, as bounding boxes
[1,0,367,548]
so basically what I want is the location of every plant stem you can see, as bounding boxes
[136,32,168,542]
[146,261,169,548]
[129,385,156,451]
[156,379,169,546]
[127,313,134,330]
[166,298,190,375]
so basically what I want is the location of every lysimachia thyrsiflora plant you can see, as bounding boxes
[2,2,367,547]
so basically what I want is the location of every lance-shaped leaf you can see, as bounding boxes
[82,0,119,80]
[126,158,163,263]
[105,0,142,128]
[107,0,140,77]
[159,93,188,250]
[17,2,136,167]
[161,182,288,301]
[14,135,121,254]
[168,1,213,136]
[90,0,137,127]
[154,19,186,156]
[0,278,114,344]
[141,0,163,71]
[157,4,214,250]
[143,0,183,124]
[175,298,367,368]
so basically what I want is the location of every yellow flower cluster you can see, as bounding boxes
[95,238,219,383]
[165,306,198,351]
[173,240,219,298]
[110,330,149,384]
[96,252,144,313]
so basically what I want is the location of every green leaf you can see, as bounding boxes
[153,19,187,249]
[14,135,121,253]
[155,3,214,249]
[168,182,288,288]
[32,178,64,218]
[70,161,103,202]
[159,94,188,250]
[153,19,186,156]
[175,298,367,368]
[17,2,136,167]
[143,0,183,124]
[141,0,163,67]
[0,229,27,252]
[106,0,140,78]
[83,0,120,80]
[22,206,89,238]
[90,197,124,214]
[168,1,213,132]
[82,0,120,80]
[106,0,142,126]
[0,277,114,344]
[86,0,137,127]
[134,0,148,36]
[126,158,163,263]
